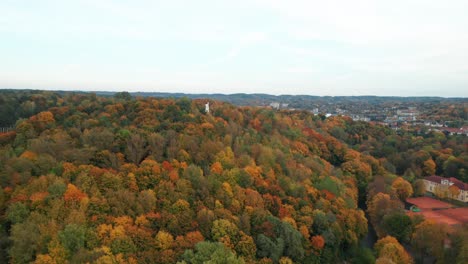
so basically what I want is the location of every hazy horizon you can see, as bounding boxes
[1,0,468,97]
[3,88,468,99]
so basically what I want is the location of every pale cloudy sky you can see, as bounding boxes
[1,0,467,96]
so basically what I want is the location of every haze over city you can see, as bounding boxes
[1,0,468,97]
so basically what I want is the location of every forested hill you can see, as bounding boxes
[0,90,466,263]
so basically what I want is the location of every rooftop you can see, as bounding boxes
[425,175,468,191]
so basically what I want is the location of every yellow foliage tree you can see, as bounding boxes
[375,236,413,264]
[391,177,413,201]
[422,158,436,176]
[155,230,174,250]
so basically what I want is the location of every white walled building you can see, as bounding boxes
[424,175,468,202]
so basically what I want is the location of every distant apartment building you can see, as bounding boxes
[269,102,280,109]
[269,102,289,110]
[424,175,468,202]
[351,115,370,122]
[440,127,468,136]
[427,127,468,136]
[396,108,419,121]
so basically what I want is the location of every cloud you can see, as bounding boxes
[255,0,468,55]
[225,32,268,59]
[1,0,467,96]
[195,31,268,69]
[284,67,317,74]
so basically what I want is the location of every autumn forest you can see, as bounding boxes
[0,90,466,264]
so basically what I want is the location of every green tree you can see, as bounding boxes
[382,212,412,243]
[110,236,136,255]
[255,216,305,262]
[6,202,29,224]
[114,91,132,101]
[58,224,86,254]
[256,234,284,263]
[352,247,375,264]
[9,221,41,264]
[179,241,244,264]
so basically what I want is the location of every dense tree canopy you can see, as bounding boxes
[0,90,466,263]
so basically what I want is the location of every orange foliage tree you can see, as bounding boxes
[63,184,87,203]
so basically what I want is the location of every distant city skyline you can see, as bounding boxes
[1,0,468,97]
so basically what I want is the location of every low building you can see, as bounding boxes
[440,127,468,136]
[424,175,468,202]
[396,108,419,121]
[269,102,280,110]
[351,115,371,122]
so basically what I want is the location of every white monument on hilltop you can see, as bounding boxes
[205,102,210,113]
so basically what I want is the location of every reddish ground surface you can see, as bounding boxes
[406,197,467,225]
[406,197,454,209]
[408,210,461,225]
[438,207,468,223]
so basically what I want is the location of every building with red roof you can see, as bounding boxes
[424,175,468,202]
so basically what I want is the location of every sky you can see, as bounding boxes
[1,0,468,97]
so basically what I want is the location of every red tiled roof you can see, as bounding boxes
[448,177,468,191]
[443,127,459,132]
[425,175,468,191]
[425,175,444,183]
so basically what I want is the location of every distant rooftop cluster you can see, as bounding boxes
[266,98,467,134]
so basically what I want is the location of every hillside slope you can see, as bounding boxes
[0,91,466,263]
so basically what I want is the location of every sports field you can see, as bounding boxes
[406,197,454,210]
[406,197,467,225]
